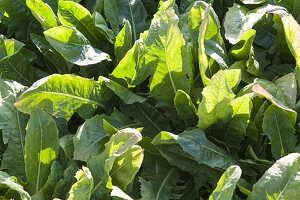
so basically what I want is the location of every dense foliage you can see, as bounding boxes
[1,0,300,199]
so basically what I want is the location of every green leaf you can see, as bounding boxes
[93,11,115,44]
[30,33,71,74]
[281,15,300,88]
[0,171,31,200]
[26,0,57,30]
[44,26,110,66]
[67,166,94,200]
[88,128,142,199]
[197,70,235,130]
[262,105,296,159]
[73,115,110,162]
[53,161,79,199]
[111,41,148,87]
[230,29,256,60]
[140,168,181,200]
[15,74,112,120]
[209,165,242,200]
[0,79,28,179]
[116,0,148,41]
[153,129,236,170]
[248,153,300,199]
[115,20,132,63]
[0,38,40,86]
[173,90,197,125]
[104,0,120,34]
[24,108,59,194]
[144,7,190,103]
[59,135,74,160]
[120,102,170,137]
[32,161,64,200]
[58,1,112,51]
[111,145,144,190]
[224,4,287,44]
[101,76,146,104]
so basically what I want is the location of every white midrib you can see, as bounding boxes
[155,168,175,200]
[127,0,137,41]
[273,109,285,156]
[39,91,105,108]
[164,24,177,96]
[276,166,299,200]
[36,117,43,193]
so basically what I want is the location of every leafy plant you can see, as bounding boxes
[1,0,300,199]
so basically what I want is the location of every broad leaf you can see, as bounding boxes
[120,102,170,137]
[197,70,235,130]
[116,0,148,40]
[173,90,197,125]
[58,1,112,51]
[30,33,71,74]
[111,41,148,87]
[73,115,110,162]
[144,7,190,103]
[224,4,286,44]
[209,165,242,200]
[53,161,79,199]
[26,0,57,30]
[115,20,132,63]
[101,76,146,104]
[248,153,300,199]
[262,105,296,159]
[88,128,142,199]
[0,171,31,200]
[15,74,112,120]
[0,79,28,179]
[44,26,110,66]
[67,166,94,200]
[153,129,236,170]
[111,145,144,190]
[0,38,39,86]
[24,108,59,194]
[140,168,181,200]
[32,161,64,200]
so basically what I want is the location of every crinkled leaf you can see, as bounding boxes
[0,79,28,179]
[144,7,189,103]
[197,70,236,130]
[15,74,112,120]
[67,166,93,200]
